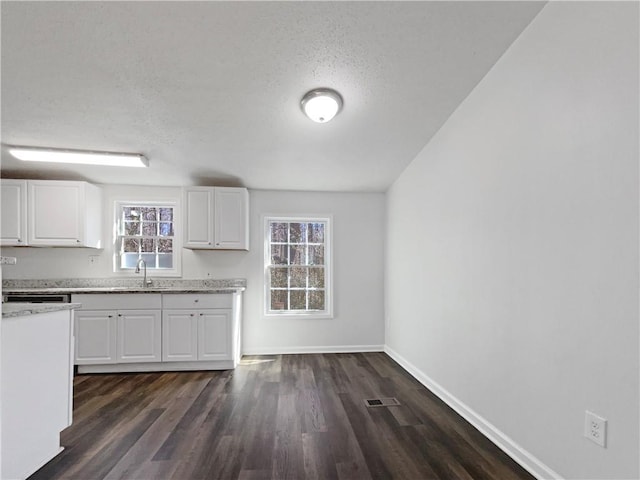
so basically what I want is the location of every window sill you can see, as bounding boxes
[265,311,334,320]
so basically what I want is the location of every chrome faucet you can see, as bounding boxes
[134,258,152,287]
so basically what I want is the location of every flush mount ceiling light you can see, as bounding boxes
[7,146,149,168]
[301,88,343,123]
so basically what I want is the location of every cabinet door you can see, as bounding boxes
[28,180,84,246]
[75,310,117,364]
[1,179,27,246]
[214,187,249,250]
[162,310,198,362]
[184,187,214,248]
[117,310,162,363]
[198,310,232,361]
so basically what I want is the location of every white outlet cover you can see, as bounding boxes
[584,410,607,447]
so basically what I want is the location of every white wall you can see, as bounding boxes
[385,2,639,479]
[2,187,385,353]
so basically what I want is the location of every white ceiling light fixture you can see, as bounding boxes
[7,146,149,168]
[301,88,343,123]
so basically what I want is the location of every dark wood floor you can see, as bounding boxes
[30,353,534,480]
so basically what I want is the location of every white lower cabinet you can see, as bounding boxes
[73,292,240,373]
[162,310,198,361]
[198,310,232,361]
[117,310,162,363]
[75,310,117,364]
[163,309,231,361]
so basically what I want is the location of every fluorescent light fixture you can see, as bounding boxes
[8,146,148,168]
[301,88,343,123]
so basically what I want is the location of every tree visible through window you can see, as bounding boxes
[265,217,331,315]
[117,204,175,270]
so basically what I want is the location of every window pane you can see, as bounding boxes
[140,207,157,221]
[270,268,288,288]
[123,207,140,221]
[142,222,157,236]
[309,267,324,288]
[159,208,173,221]
[158,238,173,253]
[290,290,306,310]
[307,223,324,243]
[309,290,325,310]
[270,222,288,242]
[124,221,140,235]
[158,254,173,269]
[290,267,307,288]
[290,223,306,243]
[271,290,288,310]
[289,245,305,265]
[159,222,174,236]
[141,238,156,253]
[121,253,139,269]
[308,245,324,265]
[271,245,288,265]
[140,253,156,267]
[123,238,140,253]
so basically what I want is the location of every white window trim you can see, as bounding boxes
[263,214,333,319]
[113,200,182,277]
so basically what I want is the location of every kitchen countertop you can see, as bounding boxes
[2,278,247,295]
[2,302,81,319]
[4,286,244,295]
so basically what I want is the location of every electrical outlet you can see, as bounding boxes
[584,411,607,447]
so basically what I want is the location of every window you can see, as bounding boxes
[265,216,332,317]
[115,203,180,275]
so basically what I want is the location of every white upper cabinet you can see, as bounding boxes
[214,187,249,250]
[1,179,102,248]
[183,186,249,250]
[184,187,214,248]
[28,180,102,248]
[1,179,27,246]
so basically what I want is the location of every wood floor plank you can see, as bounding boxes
[29,353,535,480]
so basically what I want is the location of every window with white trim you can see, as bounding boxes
[265,217,331,317]
[115,202,180,275]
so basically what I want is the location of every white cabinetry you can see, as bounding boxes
[0,179,27,246]
[198,311,232,361]
[162,310,198,361]
[73,291,241,373]
[163,293,233,362]
[117,310,162,363]
[75,310,117,364]
[183,186,249,250]
[0,179,102,248]
[28,180,102,247]
[72,294,162,367]
[1,308,74,480]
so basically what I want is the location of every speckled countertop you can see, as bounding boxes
[2,278,247,295]
[2,302,81,318]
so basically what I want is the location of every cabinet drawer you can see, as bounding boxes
[71,294,162,310]
[162,293,232,310]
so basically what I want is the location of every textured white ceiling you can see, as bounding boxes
[1,1,544,192]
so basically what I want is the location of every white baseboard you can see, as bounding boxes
[242,344,385,355]
[384,345,562,480]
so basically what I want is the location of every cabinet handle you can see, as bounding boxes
[190,313,195,317]
[118,314,122,317]
[199,313,203,316]
[76,239,81,243]
[208,242,211,245]
[108,315,113,318]
[194,299,199,303]
[17,239,21,243]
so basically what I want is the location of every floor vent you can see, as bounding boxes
[364,397,400,407]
